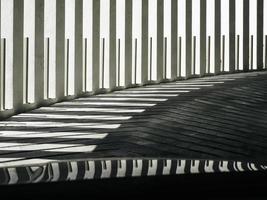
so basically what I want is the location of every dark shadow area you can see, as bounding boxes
[1,171,267,200]
[89,72,267,162]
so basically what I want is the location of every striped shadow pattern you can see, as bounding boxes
[0,72,266,185]
[0,158,266,185]
[0,73,242,164]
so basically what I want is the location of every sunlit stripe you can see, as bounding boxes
[129,87,201,90]
[144,86,201,89]
[0,143,96,152]
[0,121,121,129]
[38,107,145,113]
[97,94,179,97]
[45,145,96,152]
[56,102,156,107]
[77,97,168,102]
[0,131,108,139]
[0,142,78,149]
[169,82,224,84]
[14,114,132,120]
[114,90,190,93]
[161,84,213,87]
[196,78,235,81]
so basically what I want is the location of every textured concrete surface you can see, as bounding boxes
[0,71,266,176]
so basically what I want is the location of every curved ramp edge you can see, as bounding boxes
[0,158,266,185]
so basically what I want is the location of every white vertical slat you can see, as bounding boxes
[249,0,257,70]
[44,0,56,99]
[83,0,92,92]
[1,0,15,109]
[132,0,142,85]
[164,0,172,79]
[116,0,126,87]
[192,0,201,75]
[99,0,116,90]
[83,0,100,92]
[221,0,230,72]
[148,0,158,81]
[65,0,75,95]
[24,0,35,103]
[236,0,243,70]
[178,0,186,77]
[100,0,110,89]
[206,0,215,74]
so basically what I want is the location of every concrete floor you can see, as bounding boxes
[0,71,266,185]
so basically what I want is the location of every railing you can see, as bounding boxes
[0,0,266,119]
